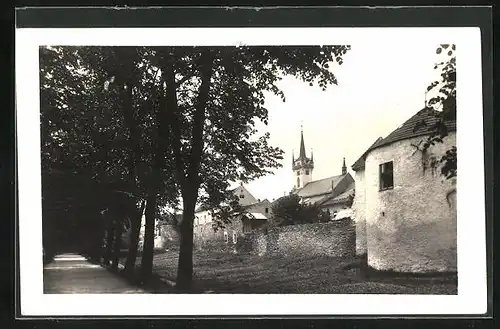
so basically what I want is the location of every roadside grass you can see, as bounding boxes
[121,249,457,294]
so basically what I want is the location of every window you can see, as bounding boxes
[305,170,309,175]
[297,177,300,187]
[296,171,300,176]
[224,231,229,243]
[379,161,394,190]
[232,232,238,244]
[239,194,244,199]
[265,207,269,214]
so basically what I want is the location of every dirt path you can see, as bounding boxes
[43,253,145,294]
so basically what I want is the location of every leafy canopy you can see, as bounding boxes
[421,44,457,180]
[271,194,330,226]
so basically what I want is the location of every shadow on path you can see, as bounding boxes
[43,253,146,294]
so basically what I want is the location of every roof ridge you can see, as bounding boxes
[368,108,455,153]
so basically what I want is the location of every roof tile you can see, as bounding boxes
[352,108,456,171]
[295,174,346,198]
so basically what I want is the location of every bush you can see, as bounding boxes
[272,194,330,226]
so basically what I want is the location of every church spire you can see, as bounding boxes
[310,148,314,162]
[299,124,306,159]
[292,150,295,165]
[342,157,347,175]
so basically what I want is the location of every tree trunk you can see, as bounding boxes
[141,192,157,282]
[138,59,171,283]
[104,219,115,266]
[162,49,213,291]
[175,193,196,291]
[111,218,123,272]
[124,200,146,277]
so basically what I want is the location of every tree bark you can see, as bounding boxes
[174,49,214,291]
[140,72,169,283]
[104,217,115,266]
[140,192,157,282]
[111,216,124,272]
[175,197,196,291]
[124,200,146,276]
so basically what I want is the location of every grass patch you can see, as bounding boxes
[123,250,457,294]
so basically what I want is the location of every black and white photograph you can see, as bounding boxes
[15,11,489,317]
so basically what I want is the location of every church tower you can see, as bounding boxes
[292,125,314,189]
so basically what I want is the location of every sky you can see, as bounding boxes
[239,42,446,202]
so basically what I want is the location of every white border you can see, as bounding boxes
[16,27,487,316]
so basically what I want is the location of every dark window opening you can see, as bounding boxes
[297,177,300,187]
[379,161,394,190]
[296,171,300,176]
[239,194,244,199]
[265,207,269,214]
[305,170,309,175]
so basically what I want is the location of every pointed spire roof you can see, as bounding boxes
[292,123,313,171]
[299,124,306,159]
[342,157,347,175]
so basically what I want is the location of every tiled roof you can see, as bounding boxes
[195,183,256,212]
[373,108,456,150]
[352,137,383,171]
[242,199,271,210]
[249,212,268,220]
[302,194,329,205]
[196,197,269,213]
[352,108,456,171]
[194,204,210,213]
[319,181,355,206]
[295,174,346,198]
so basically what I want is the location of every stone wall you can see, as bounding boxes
[267,219,355,258]
[351,170,367,256]
[156,224,181,250]
[235,230,268,256]
[193,217,243,253]
[235,219,355,258]
[364,133,457,273]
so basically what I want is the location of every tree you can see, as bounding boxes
[152,45,350,290]
[271,194,329,226]
[39,46,120,257]
[77,46,180,280]
[40,46,179,279]
[422,44,457,180]
[40,45,350,289]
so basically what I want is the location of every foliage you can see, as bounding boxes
[421,44,457,180]
[39,44,351,289]
[151,45,350,288]
[39,46,179,263]
[271,194,330,226]
[440,146,457,179]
